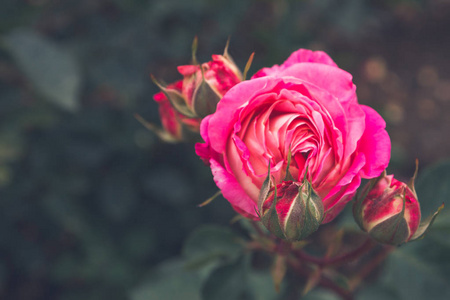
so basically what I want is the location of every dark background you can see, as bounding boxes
[0,0,449,299]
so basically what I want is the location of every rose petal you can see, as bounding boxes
[252,49,337,78]
[209,157,258,218]
[358,105,391,178]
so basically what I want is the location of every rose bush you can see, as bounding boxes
[153,54,242,141]
[196,49,391,222]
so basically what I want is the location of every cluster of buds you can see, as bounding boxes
[257,167,324,241]
[149,39,251,142]
[256,161,443,245]
[353,162,443,246]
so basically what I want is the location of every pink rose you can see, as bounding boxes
[196,49,391,222]
[153,54,242,141]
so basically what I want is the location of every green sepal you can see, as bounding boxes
[283,167,323,241]
[223,37,232,61]
[283,189,306,241]
[191,36,198,65]
[192,70,222,118]
[408,158,419,196]
[283,147,295,181]
[151,75,197,118]
[304,183,325,234]
[134,113,179,143]
[370,216,410,246]
[283,181,323,241]
[258,163,272,215]
[369,191,409,245]
[198,190,222,207]
[410,203,445,241]
[261,184,286,240]
[242,52,254,81]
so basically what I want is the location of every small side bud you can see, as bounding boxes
[353,165,443,246]
[192,71,222,118]
[149,39,243,142]
[353,173,420,245]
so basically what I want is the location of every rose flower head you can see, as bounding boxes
[151,39,243,142]
[196,48,391,223]
[258,167,324,241]
[353,162,444,246]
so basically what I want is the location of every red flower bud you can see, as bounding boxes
[152,50,242,142]
[259,180,324,241]
[353,174,421,245]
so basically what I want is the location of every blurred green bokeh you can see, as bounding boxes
[0,0,449,299]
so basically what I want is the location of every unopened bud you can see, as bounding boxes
[151,41,243,141]
[259,180,324,241]
[353,166,443,245]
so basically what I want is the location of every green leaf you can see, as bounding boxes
[130,259,202,300]
[183,225,243,269]
[3,29,81,112]
[201,257,249,300]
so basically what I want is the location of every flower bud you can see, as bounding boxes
[152,80,198,142]
[259,180,324,241]
[353,174,421,245]
[177,54,242,118]
[151,43,243,141]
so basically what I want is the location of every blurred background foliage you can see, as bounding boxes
[0,0,449,299]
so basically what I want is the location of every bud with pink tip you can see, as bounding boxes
[150,40,245,142]
[258,166,324,241]
[353,162,443,246]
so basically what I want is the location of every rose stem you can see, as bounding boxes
[294,237,375,267]
[287,256,354,300]
[348,245,395,291]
